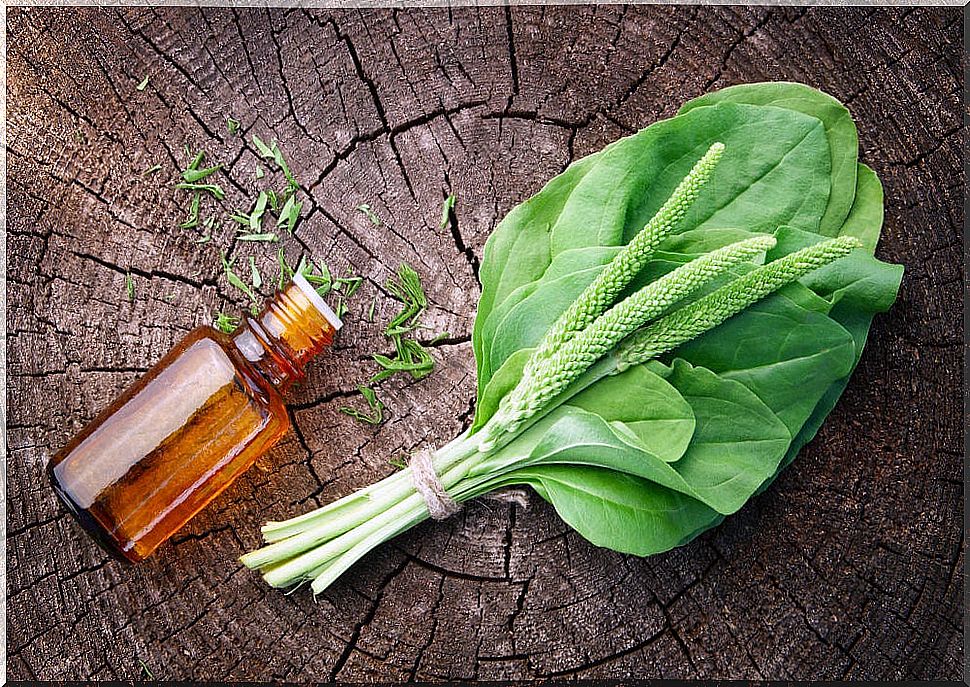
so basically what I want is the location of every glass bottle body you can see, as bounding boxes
[47,276,339,562]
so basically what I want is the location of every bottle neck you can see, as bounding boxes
[230,276,340,394]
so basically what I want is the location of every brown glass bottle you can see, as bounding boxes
[47,273,341,563]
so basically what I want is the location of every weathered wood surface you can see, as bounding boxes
[6,6,963,682]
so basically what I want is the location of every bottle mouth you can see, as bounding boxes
[292,272,343,331]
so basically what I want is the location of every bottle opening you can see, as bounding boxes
[293,272,343,331]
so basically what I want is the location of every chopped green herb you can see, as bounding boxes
[301,260,332,296]
[367,296,377,323]
[356,203,381,226]
[339,385,384,425]
[371,337,434,383]
[195,234,211,244]
[221,252,259,307]
[252,134,275,159]
[142,164,162,176]
[388,456,408,470]
[179,192,201,229]
[230,212,252,225]
[182,164,221,183]
[335,296,348,320]
[237,232,278,242]
[138,658,155,681]
[213,312,240,333]
[272,144,299,191]
[250,256,262,289]
[276,194,302,233]
[365,264,435,384]
[125,271,135,301]
[277,246,294,289]
[186,149,205,171]
[136,75,149,91]
[175,182,225,200]
[203,215,216,231]
[250,190,268,230]
[334,275,363,298]
[427,331,451,345]
[439,193,456,228]
[227,117,240,134]
[384,263,427,336]
[255,164,265,180]
[252,135,300,190]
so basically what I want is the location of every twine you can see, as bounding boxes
[409,448,461,520]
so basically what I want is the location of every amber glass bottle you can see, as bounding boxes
[47,273,341,563]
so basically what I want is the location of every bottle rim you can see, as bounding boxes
[292,272,343,331]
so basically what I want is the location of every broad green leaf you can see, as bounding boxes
[670,293,857,434]
[679,81,859,236]
[473,153,603,391]
[496,464,723,557]
[473,365,695,469]
[566,365,694,462]
[835,163,884,253]
[659,227,769,255]
[476,361,789,516]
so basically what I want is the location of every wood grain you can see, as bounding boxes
[6,6,963,681]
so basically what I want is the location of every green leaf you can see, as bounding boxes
[252,134,275,159]
[439,194,456,228]
[136,75,149,91]
[679,81,859,237]
[498,465,722,557]
[671,291,857,434]
[835,163,884,254]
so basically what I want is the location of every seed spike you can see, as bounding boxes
[479,233,776,448]
[614,236,862,372]
[526,141,726,369]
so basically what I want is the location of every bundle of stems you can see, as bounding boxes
[241,143,861,594]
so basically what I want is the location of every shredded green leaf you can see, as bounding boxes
[179,193,201,229]
[136,75,149,91]
[439,194,456,228]
[356,203,381,226]
[339,385,385,425]
[213,312,240,333]
[255,164,265,180]
[142,164,162,176]
[252,134,275,159]
[237,232,278,242]
[221,252,259,307]
[182,164,221,183]
[368,296,377,323]
[227,117,240,134]
[334,275,363,298]
[175,182,225,200]
[125,272,135,301]
[277,246,293,289]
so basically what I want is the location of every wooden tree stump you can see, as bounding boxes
[7,6,962,681]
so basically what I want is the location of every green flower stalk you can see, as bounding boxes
[614,236,862,371]
[527,142,725,367]
[479,233,776,447]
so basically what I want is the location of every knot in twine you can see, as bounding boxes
[409,449,461,520]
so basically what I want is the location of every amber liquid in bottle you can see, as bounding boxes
[47,274,341,563]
